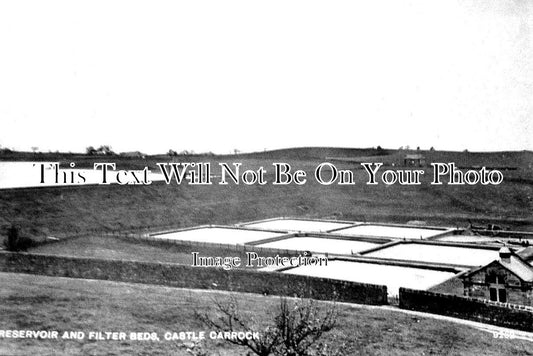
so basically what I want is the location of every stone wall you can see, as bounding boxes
[399,287,533,332]
[0,251,387,305]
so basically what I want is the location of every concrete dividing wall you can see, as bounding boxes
[109,233,308,257]
[399,288,533,332]
[0,251,387,305]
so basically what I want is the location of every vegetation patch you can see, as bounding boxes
[0,272,531,355]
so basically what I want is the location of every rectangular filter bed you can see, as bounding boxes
[363,243,499,267]
[283,260,456,297]
[434,235,502,243]
[256,237,380,255]
[151,227,283,245]
[333,225,445,239]
[243,219,355,232]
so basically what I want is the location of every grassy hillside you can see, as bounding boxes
[0,147,532,240]
[0,272,531,356]
[1,148,532,355]
[28,235,297,269]
[3,147,532,169]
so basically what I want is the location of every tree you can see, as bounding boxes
[97,145,115,155]
[195,296,341,356]
[86,146,97,155]
[4,225,33,251]
[5,225,19,251]
[275,297,339,356]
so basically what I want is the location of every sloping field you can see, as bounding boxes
[0,272,531,356]
[28,235,296,269]
[0,148,532,241]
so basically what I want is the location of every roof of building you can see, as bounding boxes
[462,248,533,282]
[404,154,424,160]
[517,246,533,261]
[500,254,533,282]
[499,246,511,254]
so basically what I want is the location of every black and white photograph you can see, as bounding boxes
[1,1,532,355]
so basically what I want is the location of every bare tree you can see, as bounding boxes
[195,295,341,356]
[196,296,278,356]
[276,298,338,356]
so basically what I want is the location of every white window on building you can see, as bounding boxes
[489,276,507,303]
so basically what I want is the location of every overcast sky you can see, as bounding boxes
[0,0,531,154]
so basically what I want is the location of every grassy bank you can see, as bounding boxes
[27,235,298,269]
[0,272,531,356]
[1,148,532,241]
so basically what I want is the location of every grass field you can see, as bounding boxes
[0,272,531,356]
[28,235,297,269]
[29,235,203,264]
[1,148,532,240]
[1,147,533,355]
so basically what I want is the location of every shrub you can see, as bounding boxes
[195,295,342,356]
[4,225,34,251]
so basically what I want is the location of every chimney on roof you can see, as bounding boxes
[499,247,511,263]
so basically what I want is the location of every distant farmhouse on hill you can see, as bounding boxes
[403,153,425,167]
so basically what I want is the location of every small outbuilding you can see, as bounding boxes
[461,247,533,306]
[403,154,425,167]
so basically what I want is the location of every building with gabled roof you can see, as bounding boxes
[461,247,533,306]
[403,153,425,167]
